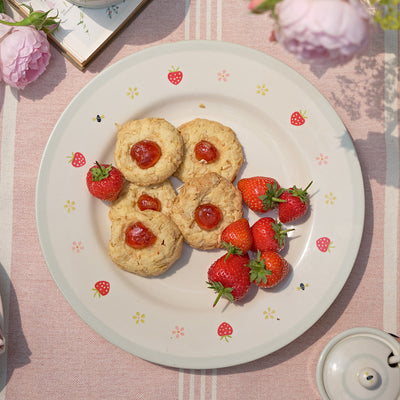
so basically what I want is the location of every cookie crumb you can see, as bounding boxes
[198,103,206,108]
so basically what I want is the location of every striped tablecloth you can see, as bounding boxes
[0,1,399,398]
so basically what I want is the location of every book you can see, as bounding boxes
[7,0,150,70]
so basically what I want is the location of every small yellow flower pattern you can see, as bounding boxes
[64,200,76,213]
[325,192,336,205]
[127,87,139,99]
[256,84,268,95]
[263,307,276,319]
[132,312,145,324]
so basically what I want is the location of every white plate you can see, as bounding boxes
[36,40,364,369]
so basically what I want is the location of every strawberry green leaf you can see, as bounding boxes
[207,280,234,307]
[272,220,294,247]
[247,251,272,285]
[288,181,313,203]
[222,241,243,260]
[90,162,112,182]
[259,182,285,210]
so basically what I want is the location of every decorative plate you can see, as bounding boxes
[36,40,364,369]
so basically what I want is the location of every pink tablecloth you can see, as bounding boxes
[0,0,399,398]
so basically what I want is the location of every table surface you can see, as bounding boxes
[0,0,399,399]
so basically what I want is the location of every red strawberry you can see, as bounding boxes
[86,162,123,201]
[290,110,307,126]
[168,66,183,85]
[248,250,290,288]
[237,177,283,213]
[251,217,294,253]
[67,151,86,167]
[217,322,233,342]
[278,181,312,223]
[221,218,253,260]
[93,280,110,297]
[316,237,334,253]
[207,253,251,307]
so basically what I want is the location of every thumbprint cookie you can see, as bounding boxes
[173,118,244,183]
[114,118,184,186]
[170,172,243,250]
[108,210,183,277]
[108,179,176,220]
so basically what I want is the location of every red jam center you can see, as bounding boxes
[194,203,222,230]
[137,194,161,212]
[125,222,157,249]
[130,140,161,169]
[194,140,219,163]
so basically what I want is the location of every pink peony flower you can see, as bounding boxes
[274,0,371,66]
[0,15,51,89]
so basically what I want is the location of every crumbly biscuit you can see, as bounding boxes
[114,118,184,186]
[108,210,183,277]
[109,180,176,220]
[170,172,243,250]
[173,118,244,183]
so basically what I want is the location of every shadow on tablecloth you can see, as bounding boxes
[0,262,31,391]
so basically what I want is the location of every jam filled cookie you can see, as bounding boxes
[170,172,243,250]
[108,179,176,220]
[114,118,184,186]
[108,210,183,277]
[173,118,244,183]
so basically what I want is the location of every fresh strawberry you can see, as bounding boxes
[92,280,110,297]
[168,66,183,85]
[67,151,86,167]
[316,237,334,253]
[251,217,294,253]
[237,177,283,213]
[290,110,307,126]
[207,253,251,307]
[248,250,289,288]
[217,322,233,342]
[221,218,253,260]
[86,162,124,201]
[278,181,312,223]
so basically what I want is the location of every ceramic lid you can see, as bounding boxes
[316,327,400,400]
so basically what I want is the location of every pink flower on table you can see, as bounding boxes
[274,0,371,66]
[0,13,51,89]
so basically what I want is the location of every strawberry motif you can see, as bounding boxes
[217,322,233,342]
[221,218,253,260]
[290,110,307,126]
[86,162,124,201]
[207,253,251,307]
[67,152,86,168]
[316,237,334,253]
[168,66,183,85]
[93,280,110,297]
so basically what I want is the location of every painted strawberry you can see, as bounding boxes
[93,280,110,297]
[248,250,290,288]
[316,237,334,253]
[67,152,86,168]
[278,181,313,223]
[237,177,283,213]
[251,217,294,253]
[207,253,251,307]
[86,162,124,201]
[168,66,183,85]
[217,322,233,342]
[221,218,253,260]
[290,110,307,126]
